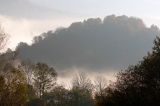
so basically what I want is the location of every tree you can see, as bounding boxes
[0,64,28,106]
[93,36,160,106]
[100,36,160,106]
[27,98,44,106]
[72,72,93,91]
[33,63,57,99]
[19,60,34,85]
[70,72,94,106]
[94,76,109,106]
[0,26,8,52]
[94,86,115,106]
[94,76,108,96]
[43,86,70,106]
[33,36,43,44]
[19,60,36,102]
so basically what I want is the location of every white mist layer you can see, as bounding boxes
[57,67,117,89]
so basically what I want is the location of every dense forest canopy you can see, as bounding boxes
[16,15,160,75]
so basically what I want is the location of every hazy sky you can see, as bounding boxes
[1,0,160,49]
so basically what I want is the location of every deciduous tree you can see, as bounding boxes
[33,63,57,99]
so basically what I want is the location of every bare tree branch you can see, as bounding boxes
[0,25,8,52]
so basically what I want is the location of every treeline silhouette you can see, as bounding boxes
[16,15,159,72]
[94,36,160,106]
[1,25,160,106]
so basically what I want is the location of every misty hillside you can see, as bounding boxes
[16,15,160,72]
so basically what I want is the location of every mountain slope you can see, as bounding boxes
[16,15,160,73]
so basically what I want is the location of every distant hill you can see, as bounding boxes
[16,15,160,73]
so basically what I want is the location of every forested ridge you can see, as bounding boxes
[1,16,160,106]
[16,15,159,72]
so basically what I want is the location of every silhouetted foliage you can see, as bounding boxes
[33,63,57,99]
[94,36,160,106]
[69,73,94,106]
[0,65,28,106]
[27,98,45,106]
[0,26,8,51]
[43,86,70,106]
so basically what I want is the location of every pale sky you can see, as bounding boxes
[1,0,160,49]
